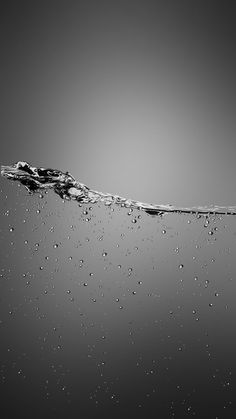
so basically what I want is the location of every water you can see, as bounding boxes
[2,161,236,215]
[0,162,236,418]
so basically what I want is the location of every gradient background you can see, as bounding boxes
[1,1,236,419]
[1,0,236,205]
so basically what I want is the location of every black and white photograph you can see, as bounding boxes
[1,1,236,418]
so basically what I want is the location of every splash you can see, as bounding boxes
[1,161,236,216]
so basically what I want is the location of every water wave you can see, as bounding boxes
[1,161,236,216]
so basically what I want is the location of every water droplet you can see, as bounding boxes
[89,273,94,277]
[68,256,72,261]
[53,243,58,249]
[115,298,120,302]
[209,303,213,307]
[36,209,41,214]
[79,259,84,264]
[138,281,142,285]
[208,231,213,235]
[117,265,121,269]
[9,227,14,232]
[83,283,88,287]
[179,264,184,269]
[162,230,166,234]
[132,291,136,295]
[131,219,137,223]
[102,252,107,257]
[215,292,219,297]
[24,240,28,244]
[39,266,43,270]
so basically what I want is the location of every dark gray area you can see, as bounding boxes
[1,1,236,418]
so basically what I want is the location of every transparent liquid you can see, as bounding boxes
[0,162,235,418]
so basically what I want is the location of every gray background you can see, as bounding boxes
[1,0,236,206]
[1,1,236,419]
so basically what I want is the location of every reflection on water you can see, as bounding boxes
[0,163,235,418]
